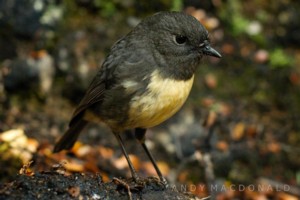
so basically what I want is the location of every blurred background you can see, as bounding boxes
[0,0,300,199]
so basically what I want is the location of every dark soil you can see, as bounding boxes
[0,172,199,200]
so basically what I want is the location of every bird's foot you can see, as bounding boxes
[112,177,145,192]
[146,176,169,189]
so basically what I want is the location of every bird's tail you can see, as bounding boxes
[53,120,88,153]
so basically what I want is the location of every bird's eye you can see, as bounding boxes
[174,35,187,45]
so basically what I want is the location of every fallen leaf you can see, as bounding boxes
[190,183,208,198]
[27,138,39,153]
[84,159,100,173]
[65,160,84,172]
[114,154,140,170]
[74,145,92,158]
[246,125,258,137]
[231,123,245,141]
[70,142,83,153]
[19,161,34,176]
[244,189,268,200]
[267,141,281,153]
[177,170,189,183]
[219,102,232,116]
[0,129,27,148]
[187,8,206,21]
[98,146,114,159]
[204,73,218,89]
[276,192,298,200]
[222,43,235,54]
[216,141,229,152]
[201,97,215,107]
[205,17,220,30]
[203,110,217,127]
[141,161,169,177]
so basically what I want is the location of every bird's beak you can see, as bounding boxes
[203,44,222,58]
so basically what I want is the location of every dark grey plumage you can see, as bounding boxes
[53,12,221,184]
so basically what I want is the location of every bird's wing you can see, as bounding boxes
[69,56,117,126]
[69,38,149,127]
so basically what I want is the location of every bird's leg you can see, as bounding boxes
[135,128,168,186]
[114,132,139,182]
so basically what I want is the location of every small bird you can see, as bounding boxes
[54,11,221,185]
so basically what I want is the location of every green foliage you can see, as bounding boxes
[171,0,183,11]
[94,0,116,17]
[297,171,300,185]
[219,0,250,36]
[249,33,267,47]
[231,16,250,36]
[269,49,294,69]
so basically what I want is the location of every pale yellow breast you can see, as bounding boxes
[126,70,194,129]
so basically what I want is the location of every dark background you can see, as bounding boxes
[0,0,299,199]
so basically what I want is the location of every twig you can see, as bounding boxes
[112,177,132,200]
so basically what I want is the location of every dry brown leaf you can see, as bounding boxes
[113,156,128,170]
[101,172,110,182]
[246,125,258,137]
[19,161,34,176]
[187,7,206,22]
[27,138,39,153]
[231,123,245,141]
[0,129,27,148]
[216,141,229,152]
[205,17,220,30]
[218,102,232,116]
[84,159,100,173]
[98,146,114,159]
[177,170,189,183]
[244,189,268,200]
[201,97,215,107]
[52,161,67,174]
[65,160,84,172]
[141,161,169,177]
[70,142,83,153]
[114,154,140,170]
[204,73,218,89]
[129,155,140,170]
[141,162,155,175]
[204,110,217,127]
[276,192,298,200]
[74,145,92,158]
[267,141,281,153]
[0,129,37,162]
[190,183,207,198]
[222,43,235,54]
